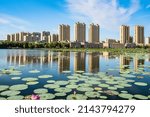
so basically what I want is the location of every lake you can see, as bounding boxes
[0,49,150,100]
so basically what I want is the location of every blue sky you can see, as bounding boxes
[0,0,150,41]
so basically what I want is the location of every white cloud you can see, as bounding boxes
[66,0,140,30]
[0,13,30,30]
[146,4,150,9]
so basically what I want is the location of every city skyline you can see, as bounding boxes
[0,0,150,41]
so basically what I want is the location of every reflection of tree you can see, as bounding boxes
[120,55,132,72]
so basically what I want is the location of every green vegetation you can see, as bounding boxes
[0,41,70,49]
[0,41,150,53]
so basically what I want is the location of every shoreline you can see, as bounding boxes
[0,48,149,53]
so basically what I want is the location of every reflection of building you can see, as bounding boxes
[88,52,99,73]
[89,24,100,43]
[120,25,130,44]
[7,50,57,66]
[59,24,70,42]
[58,52,70,73]
[74,22,86,42]
[134,54,145,71]
[74,52,86,71]
[120,55,131,66]
[134,26,145,45]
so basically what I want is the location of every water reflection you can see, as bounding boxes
[74,52,86,72]
[5,50,149,74]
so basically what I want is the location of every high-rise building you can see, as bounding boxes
[134,25,145,45]
[11,34,16,41]
[51,34,59,42]
[15,33,19,41]
[59,24,70,42]
[120,25,130,44]
[74,22,86,42]
[19,32,28,42]
[89,23,100,43]
[145,37,150,45]
[41,31,50,41]
[7,34,11,41]
[31,32,41,42]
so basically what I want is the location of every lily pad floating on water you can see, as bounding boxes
[62,71,71,74]
[47,80,55,84]
[9,84,28,91]
[94,87,102,91]
[67,94,87,100]
[67,76,79,79]
[7,95,24,100]
[100,96,108,99]
[29,70,40,73]
[34,88,48,94]
[134,94,148,100]
[0,85,9,91]
[121,91,128,93]
[10,72,22,76]
[83,73,93,76]
[44,84,60,89]
[26,81,39,85]
[85,92,100,98]
[55,93,66,97]
[39,93,55,100]
[77,87,94,92]
[54,87,72,93]
[108,87,117,90]
[55,81,69,86]
[38,75,53,79]
[66,85,78,89]
[118,93,133,99]
[11,77,21,80]
[1,90,20,96]
[134,82,148,86]
[120,74,136,78]
[98,84,109,88]
[22,77,38,82]
[75,71,84,74]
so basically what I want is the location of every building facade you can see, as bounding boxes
[89,23,100,43]
[59,24,70,42]
[51,34,59,42]
[74,22,86,42]
[134,25,145,45]
[120,25,130,44]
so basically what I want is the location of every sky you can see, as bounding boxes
[0,0,150,41]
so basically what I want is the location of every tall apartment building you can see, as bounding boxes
[7,34,11,41]
[134,26,145,45]
[89,23,100,43]
[59,24,70,42]
[120,25,130,44]
[51,34,59,42]
[41,31,50,41]
[11,34,16,41]
[74,22,86,42]
[19,32,28,42]
[15,33,19,41]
